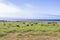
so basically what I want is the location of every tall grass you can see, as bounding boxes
[0,22,60,37]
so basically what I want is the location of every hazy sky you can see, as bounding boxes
[0,0,60,19]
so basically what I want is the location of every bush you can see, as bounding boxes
[23,22,25,24]
[3,23,6,26]
[23,29,32,32]
[16,24,20,27]
[31,24,33,26]
[26,24,29,26]
[34,22,38,24]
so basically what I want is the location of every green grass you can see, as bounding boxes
[0,22,60,37]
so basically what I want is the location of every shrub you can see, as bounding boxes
[26,24,29,26]
[53,24,55,26]
[41,24,44,26]
[3,23,6,26]
[9,24,11,26]
[23,22,25,24]
[23,29,32,32]
[31,24,33,26]
[16,24,20,27]
[34,22,38,24]
[0,34,6,37]
[48,22,52,24]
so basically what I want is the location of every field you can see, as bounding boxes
[0,22,60,40]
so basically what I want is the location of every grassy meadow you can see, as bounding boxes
[0,22,60,37]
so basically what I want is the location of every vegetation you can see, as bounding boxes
[0,22,60,37]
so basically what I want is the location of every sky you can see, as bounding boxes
[0,0,60,19]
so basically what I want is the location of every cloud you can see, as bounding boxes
[0,2,57,19]
[0,3,22,13]
[0,0,59,19]
[25,3,33,8]
[0,2,58,19]
[0,0,9,1]
[0,0,7,1]
[0,1,38,18]
[0,1,23,17]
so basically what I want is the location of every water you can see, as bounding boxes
[0,18,60,22]
[15,19,60,22]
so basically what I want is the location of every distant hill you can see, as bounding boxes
[0,17,60,22]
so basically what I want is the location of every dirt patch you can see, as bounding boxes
[0,32,60,40]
